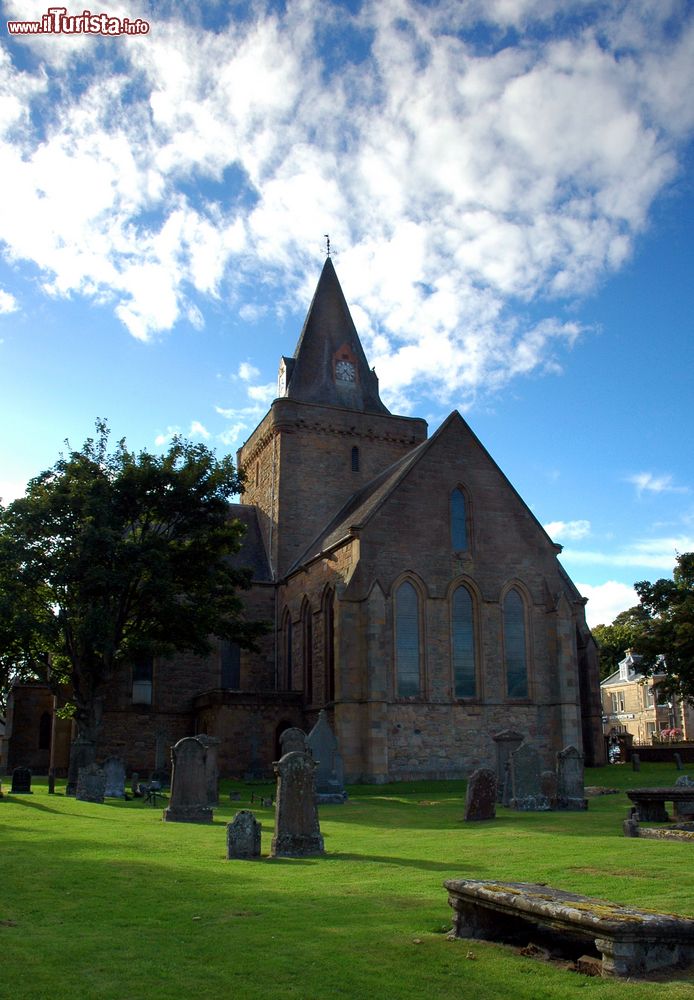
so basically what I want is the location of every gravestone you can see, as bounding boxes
[66,736,97,796]
[163,737,212,824]
[632,753,641,772]
[464,767,496,821]
[509,740,548,810]
[103,756,126,799]
[196,734,220,805]
[493,730,524,803]
[271,750,324,858]
[541,769,558,809]
[674,753,683,771]
[280,727,309,754]
[76,763,106,804]
[307,710,347,803]
[556,745,587,810]
[11,766,32,794]
[674,775,694,820]
[226,810,262,859]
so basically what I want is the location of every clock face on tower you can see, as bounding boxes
[335,359,356,383]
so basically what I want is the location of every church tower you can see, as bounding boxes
[237,258,427,578]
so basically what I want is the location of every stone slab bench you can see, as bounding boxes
[444,879,694,978]
[627,787,694,822]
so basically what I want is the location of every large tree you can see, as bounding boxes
[0,420,267,757]
[592,605,651,679]
[630,552,694,703]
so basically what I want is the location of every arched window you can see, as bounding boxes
[302,600,313,704]
[504,588,528,698]
[324,589,335,703]
[450,488,468,550]
[451,585,476,698]
[351,445,360,472]
[283,612,293,690]
[395,581,421,697]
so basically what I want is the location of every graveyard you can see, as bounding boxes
[2,761,694,1000]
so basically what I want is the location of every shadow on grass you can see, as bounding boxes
[3,796,71,816]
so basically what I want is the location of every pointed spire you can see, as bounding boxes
[281,258,390,414]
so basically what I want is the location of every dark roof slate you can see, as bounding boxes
[228,504,272,582]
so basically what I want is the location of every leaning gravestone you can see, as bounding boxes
[195,734,220,805]
[509,740,548,810]
[307,710,346,803]
[76,763,106,804]
[493,730,524,803]
[11,766,32,794]
[103,756,126,799]
[271,744,324,858]
[226,810,262,859]
[163,737,212,824]
[556,745,587,810]
[464,767,496,821]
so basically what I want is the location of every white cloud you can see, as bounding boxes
[1,1,693,407]
[154,425,180,447]
[189,421,210,440]
[238,362,260,382]
[627,472,688,496]
[563,534,694,571]
[543,519,591,541]
[0,288,18,314]
[577,580,639,629]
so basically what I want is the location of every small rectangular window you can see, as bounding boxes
[221,641,241,689]
[132,656,153,705]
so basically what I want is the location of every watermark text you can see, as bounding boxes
[7,7,150,35]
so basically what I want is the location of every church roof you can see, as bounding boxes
[284,257,390,414]
[287,411,568,577]
[228,504,272,582]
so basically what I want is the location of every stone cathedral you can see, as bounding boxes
[2,258,604,781]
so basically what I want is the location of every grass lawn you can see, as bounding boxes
[2,761,694,1000]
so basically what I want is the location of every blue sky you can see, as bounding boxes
[1,0,693,628]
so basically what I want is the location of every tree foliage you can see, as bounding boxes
[629,552,694,703]
[592,605,651,679]
[0,420,267,739]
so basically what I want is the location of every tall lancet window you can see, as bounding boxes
[451,585,476,698]
[450,488,468,551]
[504,588,528,698]
[395,581,421,697]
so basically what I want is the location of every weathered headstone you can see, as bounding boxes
[280,727,309,754]
[556,745,587,810]
[674,775,694,820]
[11,766,32,794]
[163,736,212,824]
[226,810,262,859]
[103,756,126,799]
[541,769,558,809]
[493,730,524,803]
[674,752,683,771]
[196,734,220,805]
[464,767,496,821]
[631,753,641,772]
[271,750,324,858]
[509,740,548,810]
[76,763,106,804]
[66,736,97,796]
[307,710,346,803]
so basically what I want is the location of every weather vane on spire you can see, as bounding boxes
[324,234,331,257]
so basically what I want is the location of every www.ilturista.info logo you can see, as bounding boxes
[7,7,150,35]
